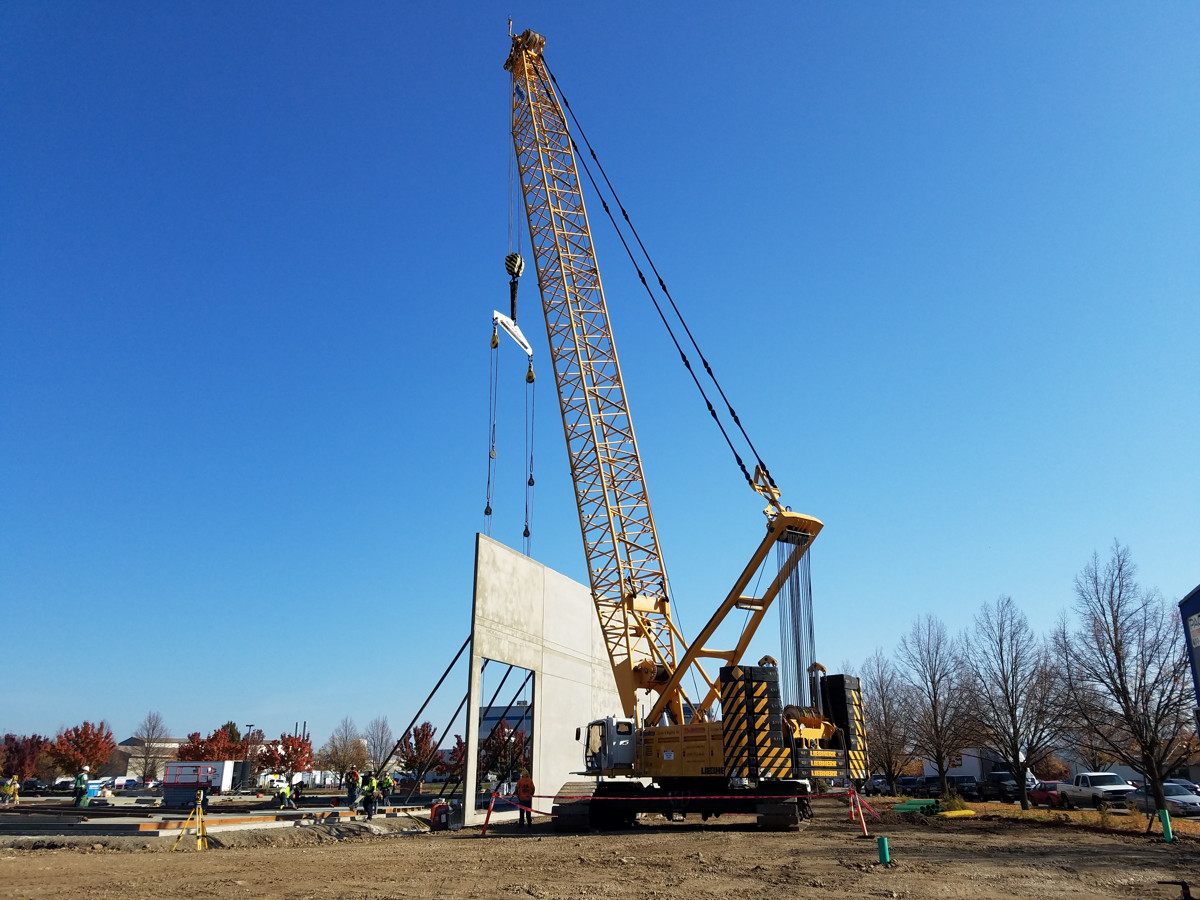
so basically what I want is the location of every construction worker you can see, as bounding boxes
[515,769,535,827]
[73,766,90,807]
[278,781,297,810]
[360,770,378,820]
[379,772,394,807]
[2,774,17,807]
[345,767,360,810]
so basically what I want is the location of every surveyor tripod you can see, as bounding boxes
[171,789,209,851]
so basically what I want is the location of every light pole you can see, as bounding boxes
[242,724,255,791]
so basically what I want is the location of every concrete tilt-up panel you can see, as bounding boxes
[464,533,621,825]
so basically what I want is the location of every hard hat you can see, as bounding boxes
[82,766,90,772]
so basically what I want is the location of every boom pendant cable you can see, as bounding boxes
[541,63,781,495]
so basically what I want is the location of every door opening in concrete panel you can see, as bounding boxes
[476,660,534,810]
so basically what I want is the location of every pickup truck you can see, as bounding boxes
[1058,772,1137,809]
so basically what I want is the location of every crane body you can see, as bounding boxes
[505,29,867,829]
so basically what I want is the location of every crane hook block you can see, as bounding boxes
[505,253,525,278]
[484,504,492,516]
[526,361,536,383]
[490,326,499,349]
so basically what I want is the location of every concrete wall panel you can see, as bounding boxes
[464,534,621,825]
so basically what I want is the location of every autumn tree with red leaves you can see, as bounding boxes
[177,724,264,762]
[397,722,439,776]
[436,735,467,778]
[259,734,313,778]
[480,720,530,782]
[49,721,116,773]
[2,734,50,780]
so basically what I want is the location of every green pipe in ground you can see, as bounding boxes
[878,836,890,863]
[1158,809,1174,842]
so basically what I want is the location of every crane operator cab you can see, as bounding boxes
[578,718,636,774]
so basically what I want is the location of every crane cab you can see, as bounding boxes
[579,717,635,775]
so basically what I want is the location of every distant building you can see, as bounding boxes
[478,700,533,738]
[111,736,188,781]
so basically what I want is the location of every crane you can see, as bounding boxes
[505,28,866,829]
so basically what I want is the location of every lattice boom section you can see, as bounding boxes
[510,43,682,715]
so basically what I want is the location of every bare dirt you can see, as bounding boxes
[1,800,1197,899]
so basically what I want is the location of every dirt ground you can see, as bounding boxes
[1,800,1198,900]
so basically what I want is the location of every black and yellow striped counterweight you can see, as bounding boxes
[719,666,869,782]
[720,665,790,779]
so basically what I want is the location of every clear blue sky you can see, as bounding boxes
[3,2,1197,748]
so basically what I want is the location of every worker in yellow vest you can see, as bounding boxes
[360,771,378,820]
[278,781,297,809]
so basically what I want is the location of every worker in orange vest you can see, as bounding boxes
[515,770,535,827]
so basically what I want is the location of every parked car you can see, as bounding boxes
[862,775,891,796]
[1127,784,1200,817]
[951,775,981,801]
[979,772,1021,803]
[1029,781,1065,807]
[915,776,945,798]
[896,776,920,796]
[20,779,50,793]
[1165,778,1200,796]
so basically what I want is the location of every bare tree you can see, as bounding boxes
[363,716,394,770]
[897,614,976,795]
[1060,718,1121,773]
[961,596,1065,808]
[131,711,170,782]
[316,717,367,784]
[1055,542,1196,829]
[860,648,918,793]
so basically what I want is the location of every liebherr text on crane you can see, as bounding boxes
[505,28,867,830]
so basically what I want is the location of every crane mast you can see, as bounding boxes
[506,30,687,724]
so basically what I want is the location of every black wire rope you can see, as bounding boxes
[544,63,780,494]
[523,377,535,555]
[485,340,500,533]
[532,74,753,499]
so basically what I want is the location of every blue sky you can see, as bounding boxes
[3,2,1197,748]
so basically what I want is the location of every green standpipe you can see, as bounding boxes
[877,836,890,863]
[1158,809,1174,842]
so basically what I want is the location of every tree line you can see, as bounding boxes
[3,710,529,793]
[860,541,1195,824]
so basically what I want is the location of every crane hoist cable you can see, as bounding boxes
[523,374,535,555]
[485,253,537,549]
[541,63,783,501]
[484,330,500,532]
